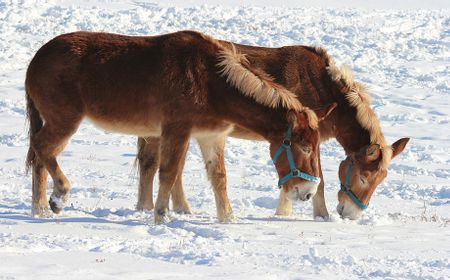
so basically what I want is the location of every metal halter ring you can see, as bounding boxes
[282,139,291,146]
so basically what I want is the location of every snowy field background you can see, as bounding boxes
[0,0,449,279]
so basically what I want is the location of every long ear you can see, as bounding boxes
[314,102,337,121]
[391,138,410,159]
[365,144,381,162]
[286,110,298,129]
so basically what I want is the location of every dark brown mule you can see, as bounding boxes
[25,30,331,223]
[135,40,409,220]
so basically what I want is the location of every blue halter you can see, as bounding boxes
[340,158,368,210]
[272,126,321,188]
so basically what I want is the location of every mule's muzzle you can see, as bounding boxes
[337,204,344,216]
[287,182,319,202]
[298,191,313,201]
[336,203,363,220]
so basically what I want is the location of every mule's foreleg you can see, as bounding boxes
[275,189,293,216]
[136,137,160,211]
[31,119,81,214]
[154,124,191,224]
[197,136,234,223]
[312,154,329,219]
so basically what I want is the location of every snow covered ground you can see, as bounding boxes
[0,0,449,279]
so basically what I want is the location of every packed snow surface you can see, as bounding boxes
[0,1,449,279]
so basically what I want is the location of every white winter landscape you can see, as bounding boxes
[0,0,449,279]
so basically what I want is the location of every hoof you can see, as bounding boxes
[313,215,330,222]
[173,204,192,215]
[136,204,154,211]
[49,199,62,214]
[31,204,52,218]
[217,213,235,223]
[313,210,329,220]
[171,198,192,215]
[275,208,292,216]
[49,193,67,214]
[154,208,171,224]
[173,208,192,215]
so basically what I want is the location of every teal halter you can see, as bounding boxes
[272,126,321,188]
[340,158,369,210]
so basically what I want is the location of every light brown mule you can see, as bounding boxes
[135,40,409,220]
[25,30,328,223]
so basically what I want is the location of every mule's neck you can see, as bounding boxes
[325,91,371,155]
[228,105,288,142]
[285,72,371,155]
[211,89,289,141]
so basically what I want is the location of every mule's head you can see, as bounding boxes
[271,104,336,202]
[337,138,410,219]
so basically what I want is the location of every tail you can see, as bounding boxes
[25,88,43,173]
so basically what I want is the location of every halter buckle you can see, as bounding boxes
[282,139,291,146]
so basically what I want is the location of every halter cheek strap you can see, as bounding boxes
[339,158,368,210]
[272,127,321,188]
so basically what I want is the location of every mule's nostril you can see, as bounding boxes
[305,193,312,200]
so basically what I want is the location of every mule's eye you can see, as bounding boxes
[301,146,312,153]
[360,176,367,185]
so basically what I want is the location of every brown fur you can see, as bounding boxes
[135,36,409,218]
[25,30,323,223]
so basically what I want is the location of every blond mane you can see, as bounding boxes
[319,48,392,168]
[214,42,318,129]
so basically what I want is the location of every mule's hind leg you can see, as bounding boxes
[26,96,50,217]
[154,123,191,224]
[171,150,192,214]
[30,155,50,216]
[136,136,192,213]
[31,118,81,214]
[197,135,234,223]
[136,137,160,211]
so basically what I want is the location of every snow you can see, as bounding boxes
[0,0,449,279]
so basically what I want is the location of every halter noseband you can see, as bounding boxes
[272,126,321,188]
[340,158,368,210]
